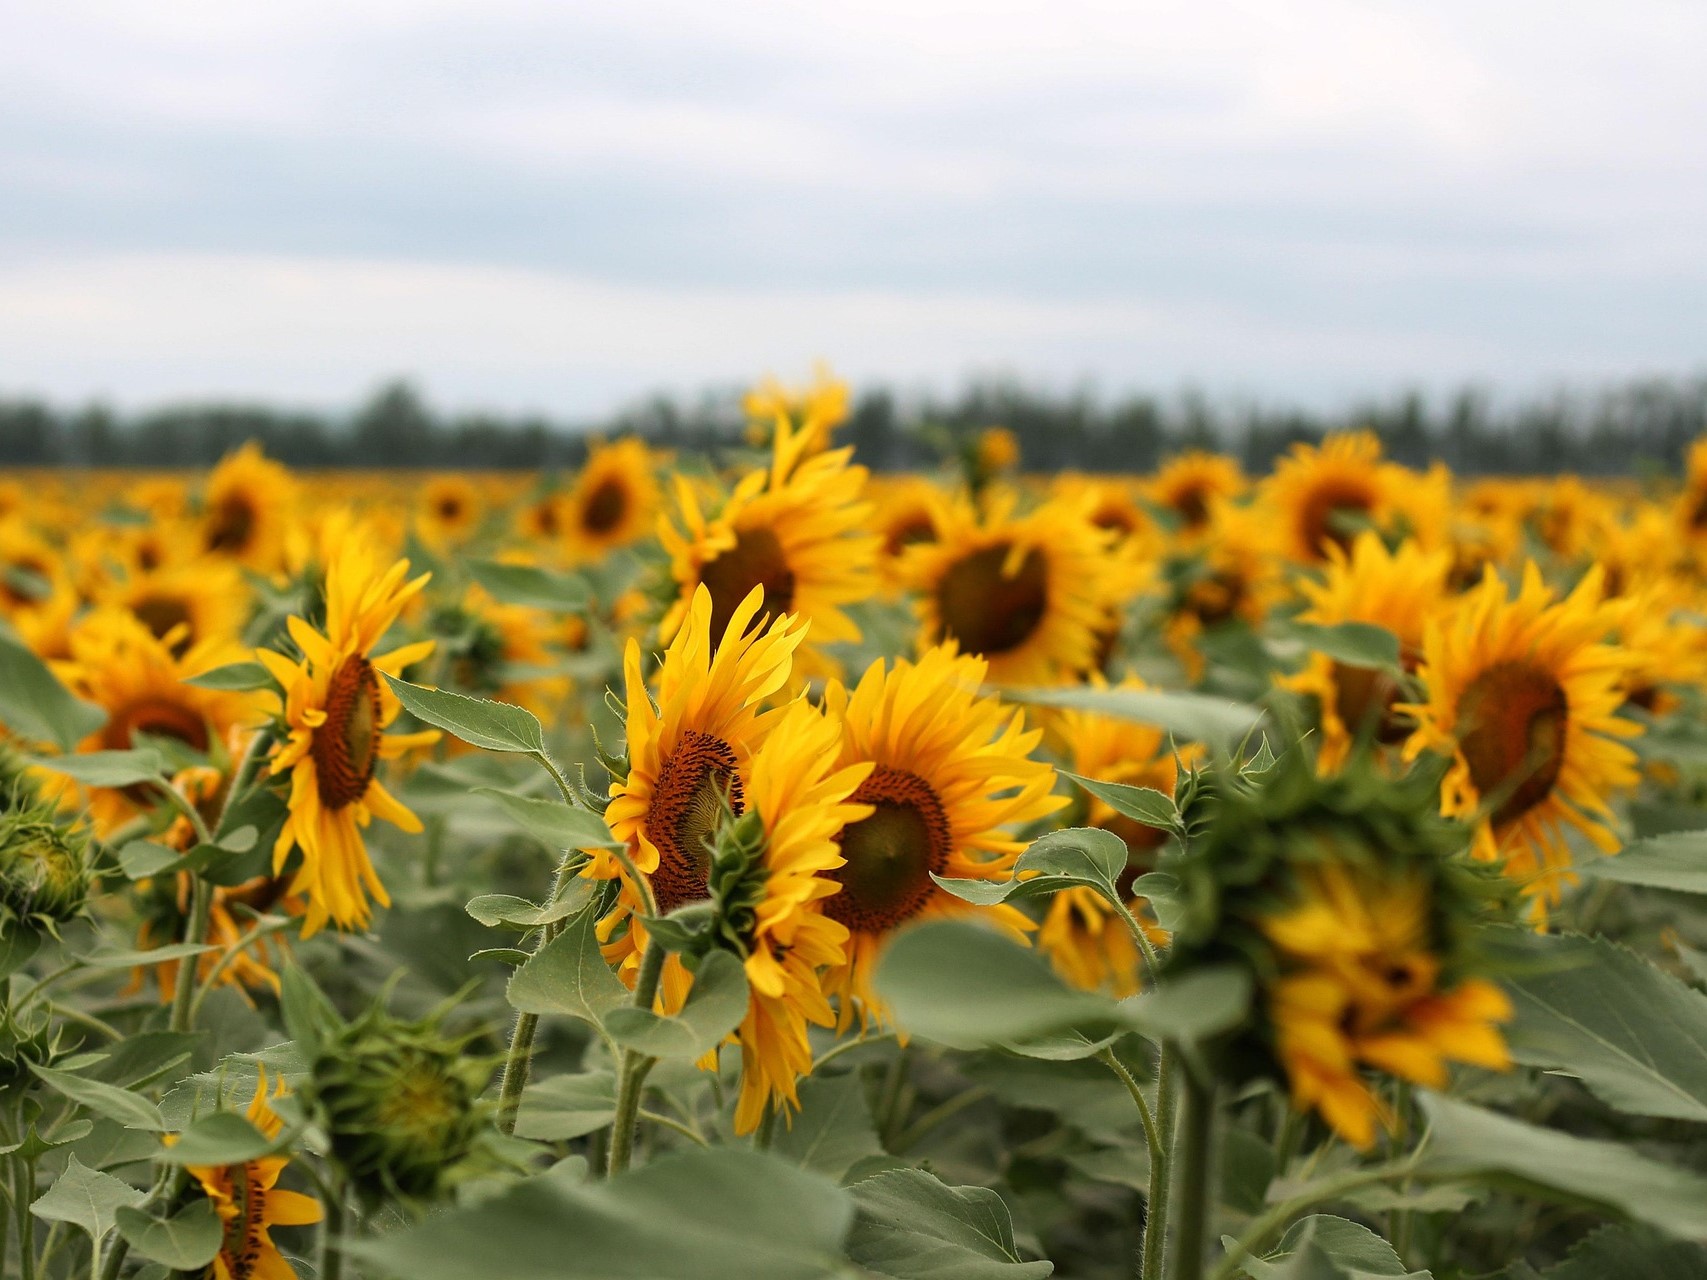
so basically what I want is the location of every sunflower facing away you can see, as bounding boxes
[905,491,1111,686]
[1260,430,1398,564]
[563,437,660,562]
[820,645,1065,1028]
[181,1069,322,1280]
[660,415,875,667]
[592,583,807,994]
[1401,563,1642,920]
[258,546,439,935]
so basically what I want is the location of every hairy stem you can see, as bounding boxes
[1168,1068,1216,1280]
[606,940,666,1176]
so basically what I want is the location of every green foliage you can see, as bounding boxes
[0,630,106,751]
[383,673,548,754]
[846,1168,1054,1278]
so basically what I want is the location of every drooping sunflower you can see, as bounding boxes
[720,699,873,1132]
[181,1070,322,1280]
[905,491,1111,686]
[660,417,875,666]
[819,645,1065,1028]
[200,441,297,572]
[1400,563,1642,920]
[257,546,439,936]
[563,437,660,562]
[417,476,483,549]
[1149,451,1245,534]
[592,583,807,987]
[1259,430,1399,564]
[1280,532,1451,772]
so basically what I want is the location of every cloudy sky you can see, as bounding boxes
[2,1,1704,417]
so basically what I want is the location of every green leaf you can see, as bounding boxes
[934,827,1128,908]
[1580,832,1707,893]
[1416,1093,1707,1238]
[114,1200,224,1270]
[1130,967,1251,1046]
[382,674,546,754]
[1230,1214,1428,1279]
[1541,1225,1707,1280]
[514,1072,618,1141]
[605,950,749,1059]
[774,1072,884,1182]
[846,1168,1053,1278]
[1504,931,1707,1122]
[116,840,184,880]
[475,788,622,849]
[278,961,346,1058]
[28,1061,167,1131]
[0,631,106,750]
[30,1154,145,1245]
[875,919,1125,1050]
[32,748,166,789]
[1063,772,1182,832]
[466,886,594,930]
[1287,622,1401,671]
[468,559,590,612]
[1002,684,1262,749]
[507,907,629,1029]
[347,1148,854,1280]
[157,1111,284,1165]
[182,661,274,691]
[78,943,218,971]
[0,926,41,980]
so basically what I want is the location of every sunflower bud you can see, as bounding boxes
[0,806,93,930]
[0,741,41,813]
[306,1006,489,1204]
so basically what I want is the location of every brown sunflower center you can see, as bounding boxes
[313,656,382,810]
[132,594,194,654]
[1184,569,1246,626]
[581,478,629,534]
[2,556,50,608]
[104,696,212,761]
[646,730,743,913]
[1456,660,1568,826]
[206,494,257,555]
[936,543,1047,656]
[883,514,936,558]
[1173,485,1210,530]
[1331,662,1409,745]
[1093,503,1139,538]
[1299,479,1376,559]
[699,526,796,641]
[826,767,952,933]
[436,496,463,520]
[1689,489,1707,532]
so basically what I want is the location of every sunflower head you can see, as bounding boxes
[417,476,483,548]
[1150,451,1246,534]
[1261,430,1397,564]
[0,804,94,932]
[201,441,296,570]
[564,437,660,561]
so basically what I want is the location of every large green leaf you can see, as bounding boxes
[33,748,166,789]
[1541,1225,1707,1279]
[468,559,590,612]
[475,788,622,849]
[1580,832,1707,893]
[1003,685,1261,749]
[0,631,105,750]
[30,1154,145,1247]
[874,919,1126,1050]
[604,950,750,1060]
[1286,622,1401,671]
[507,907,629,1029]
[157,1111,287,1166]
[1417,1094,1707,1239]
[514,1071,617,1141]
[774,1072,884,1182]
[28,1061,167,1131]
[846,1168,1053,1278]
[1505,931,1707,1122]
[383,675,547,754]
[348,1149,853,1280]
[1062,773,1182,832]
[182,661,274,691]
[1130,967,1251,1045]
[1230,1214,1428,1279]
[934,828,1130,909]
[114,1200,224,1270]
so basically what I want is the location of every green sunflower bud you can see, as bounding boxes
[0,741,42,813]
[306,1005,490,1204]
[0,806,93,930]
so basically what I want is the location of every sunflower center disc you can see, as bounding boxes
[883,514,936,558]
[314,656,382,810]
[699,526,797,640]
[581,478,629,534]
[132,594,194,652]
[1299,479,1375,559]
[1456,660,1569,826]
[936,543,1048,656]
[647,730,742,912]
[205,495,257,554]
[827,767,951,932]
[1331,662,1408,744]
[1174,485,1210,529]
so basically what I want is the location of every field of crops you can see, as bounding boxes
[4,373,1707,1280]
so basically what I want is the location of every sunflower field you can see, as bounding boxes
[4,373,1707,1280]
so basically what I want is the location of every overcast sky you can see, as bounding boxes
[2,1,1704,418]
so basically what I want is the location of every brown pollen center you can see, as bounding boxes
[699,526,796,641]
[936,543,1048,656]
[581,477,630,535]
[826,767,952,933]
[1456,660,1568,827]
[313,655,382,810]
[646,730,743,913]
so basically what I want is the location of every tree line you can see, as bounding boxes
[0,376,1701,475]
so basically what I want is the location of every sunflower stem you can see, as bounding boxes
[1109,895,1164,986]
[167,876,214,1034]
[1141,1044,1179,1280]
[495,845,587,1136]
[606,939,666,1176]
[318,1179,346,1280]
[1167,1066,1216,1280]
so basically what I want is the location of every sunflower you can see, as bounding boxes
[181,1070,322,1280]
[201,442,297,572]
[592,583,807,989]
[869,477,944,591]
[1037,679,1192,997]
[563,438,660,562]
[1260,430,1399,564]
[0,517,68,621]
[257,545,439,936]
[57,610,262,831]
[1400,563,1642,920]
[1280,532,1451,772]
[1260,863,1511,1150]
[1608,580,1707,718]
[439,584,567,718]
[417,476,483,549]
[660,417,874,667]
[1149,451,1245,534]
[1677,437,1707,564]
[721,699,873,1132]
[743,364,850,454]
[1527,475,1614,564]
[819,645,1065,1028]
[100,557,250,658]
[1160,501,1284,682]
[905,491,1111,686]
